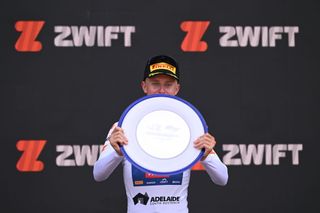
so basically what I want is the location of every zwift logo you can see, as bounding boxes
[180,21,299,52]
[223,144,303,165]
[14,20,136,52]
[15,21,45,52]
[54,25,135,47]
[16,140,47,172]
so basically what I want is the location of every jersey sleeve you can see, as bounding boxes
[93,123,124,182]
[200,153,228,186]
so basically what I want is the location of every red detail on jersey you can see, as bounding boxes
[145,173,169,179]
[180,21,210,52]
[16,140,47,172]
[15,21,45,52]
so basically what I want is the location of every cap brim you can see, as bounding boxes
[148,70,179,80]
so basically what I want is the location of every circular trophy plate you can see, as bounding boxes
[119,94,208,175]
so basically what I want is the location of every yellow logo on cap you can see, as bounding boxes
[150,62,176,74]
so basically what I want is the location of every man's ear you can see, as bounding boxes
[141,81,147,94]
[174,83,181,95]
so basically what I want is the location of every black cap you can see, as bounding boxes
[143,55,179,82]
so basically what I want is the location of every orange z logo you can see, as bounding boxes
[15,21,45,52]
[16,140,47,172]
[180,21,210,52]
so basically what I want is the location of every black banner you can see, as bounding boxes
[1,0,319,212]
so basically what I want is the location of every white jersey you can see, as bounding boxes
[93,123,228,213]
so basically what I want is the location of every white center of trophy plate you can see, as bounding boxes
[136,110,190,159]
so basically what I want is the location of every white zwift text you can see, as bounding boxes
[219,26,299,47]
[222,144,303,165]
[54,25,135,47]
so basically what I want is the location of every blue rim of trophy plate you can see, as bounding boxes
[119,94,208,176]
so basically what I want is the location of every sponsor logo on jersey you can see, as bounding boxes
[134,180,144,185]
[132,192,180,206]
[132,165,182,186]
[150,196,180,205]
[133,192,149,205]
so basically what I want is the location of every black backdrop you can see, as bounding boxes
[1,0,320,212]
